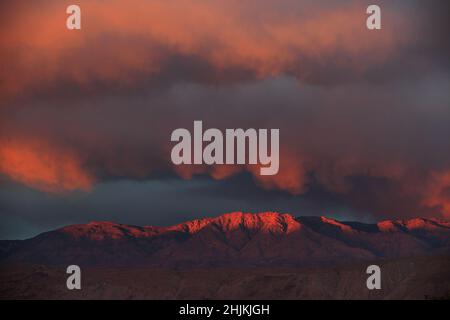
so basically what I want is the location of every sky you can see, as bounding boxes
[1,0,450,239]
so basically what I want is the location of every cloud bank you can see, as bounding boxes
[1,0,450,222]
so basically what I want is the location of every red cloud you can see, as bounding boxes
[0,138,93,193]
[1,0,411,99]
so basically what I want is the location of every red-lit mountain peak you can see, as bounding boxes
[164,212,301,235]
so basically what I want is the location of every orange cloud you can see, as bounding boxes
[0,138,93,193]
[1,0,411,99]
[423,171,450,218]
[247,151,306,195]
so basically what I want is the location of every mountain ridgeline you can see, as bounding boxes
[1,212,449,267]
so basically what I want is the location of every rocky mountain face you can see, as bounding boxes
[1,212,449,267]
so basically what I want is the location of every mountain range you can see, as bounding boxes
[1,212,449,267]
